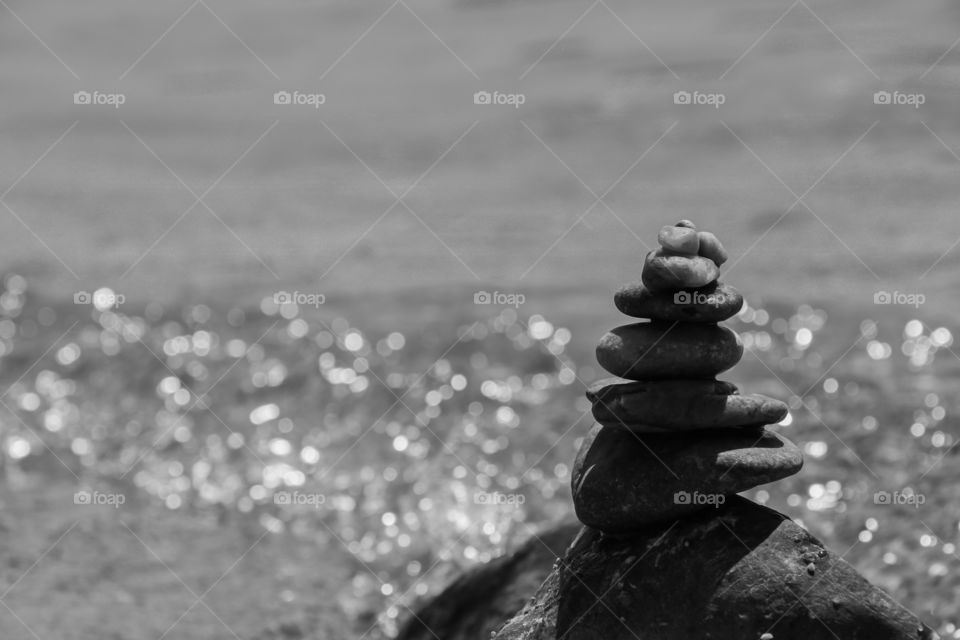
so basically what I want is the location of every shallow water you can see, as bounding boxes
[0,274,956,636]
[3,0,960,635]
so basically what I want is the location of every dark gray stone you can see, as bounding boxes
[658,225,700,255]
[696,230,728,266]
[561,498,935,639]
[642,250,719,291]
[572,424,802,532]
[614,281,743,322]
[588,378,788,431]
[596,322,742,380]
[494,499,937,640]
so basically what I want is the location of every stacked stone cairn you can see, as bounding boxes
[575,220,803,533]
[402,222,939,640]
[488,222,938,640]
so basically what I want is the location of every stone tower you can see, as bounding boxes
[400,222,937,640]
[493,222,937,640]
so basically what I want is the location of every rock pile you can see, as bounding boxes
[490,223,937,640]
[400,222,938,640]
[575,220,803,533]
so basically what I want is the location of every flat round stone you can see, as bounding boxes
[588,378,788,430]
[641,250,719,292]
[614,280,743,322]
[571,424,803,532]
[596,322,742,380]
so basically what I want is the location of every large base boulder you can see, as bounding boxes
[495,497,937,640]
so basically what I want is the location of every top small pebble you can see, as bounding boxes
[657,221,729,267]
[658,225,700,256]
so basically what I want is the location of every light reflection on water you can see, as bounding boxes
[0,274,956,637]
